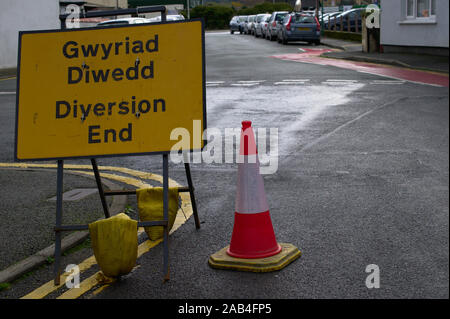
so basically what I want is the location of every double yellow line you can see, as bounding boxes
[0,163,193,299]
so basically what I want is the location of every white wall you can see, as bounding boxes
[381,0,449,48]
[0,0,60,69]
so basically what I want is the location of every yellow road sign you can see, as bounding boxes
[15,20,205,161]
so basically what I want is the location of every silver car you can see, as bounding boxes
[254,14,271,38]
[245,15,256,35]
[265,11,289,41]
[260,14,272,38]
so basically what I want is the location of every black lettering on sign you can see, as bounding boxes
[55,97,165,119]
[56,101,70,118]
[62,41,78,59]
[62,35,159,60]
[67,61,154,84]
[87,124,133,144]
[88,125,101,144]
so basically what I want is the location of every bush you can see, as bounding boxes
[238,2,293,15]
[187,2,294,30]
[189,5,235,30]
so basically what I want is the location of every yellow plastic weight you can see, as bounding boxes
[88,213,138,278]
[136,187,179,241]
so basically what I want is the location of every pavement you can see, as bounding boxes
[320,37,449,74]
[0,164,127,286]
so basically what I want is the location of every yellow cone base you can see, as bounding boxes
[208,243,301,273]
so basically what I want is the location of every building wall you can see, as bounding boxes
[381,0,449,49]
[0,0,60,69]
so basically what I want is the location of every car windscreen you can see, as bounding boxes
[275,13,288,21]
[293,15,315,23]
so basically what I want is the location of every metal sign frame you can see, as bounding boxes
[14,10,206,161]
[15,6,203,285]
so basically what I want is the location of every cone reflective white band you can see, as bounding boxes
[235,160,269,214]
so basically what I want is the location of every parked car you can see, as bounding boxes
[254,14,271,38]
[330,8,363,31]
[322,12,341,29]
[238,15,248,34]
[266,11,289,41]
[147,14,185,23]
[246,15,257,35]
[260,14,272,38]
[97,17,151,26]
[277,12,321,45]
[229,16,240,34]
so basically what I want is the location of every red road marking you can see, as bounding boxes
[271,48,449,87]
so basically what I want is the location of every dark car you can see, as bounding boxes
[229,16,240,34]
[277,13,321,45]
[237,16,248,34]
[265,11,289,41]
[331,8,363,32]
[321,11,341,29]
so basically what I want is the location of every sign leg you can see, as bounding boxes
[162,154,170,282]
[54,160,64,285]
[91,158,110,219]
[184,162,200,229]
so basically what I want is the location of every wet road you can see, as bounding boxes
[0,31,448,298]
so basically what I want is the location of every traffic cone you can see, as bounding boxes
[209,121,301,272]
[227,120,281,258]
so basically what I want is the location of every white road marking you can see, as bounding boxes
[282,79,310,82]
[274,81,306,85]
[325,79,358,82]
[238,80,266,83]
[231,83,260,87]
[0,91,16,95]
[204,79,409,87]
[322,79,359,85]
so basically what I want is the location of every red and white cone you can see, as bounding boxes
[226,121,282,259]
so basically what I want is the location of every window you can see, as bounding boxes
[293,15,315,23]
[407,0,414,17]
[417,0,430,17]
[406,0,436,19]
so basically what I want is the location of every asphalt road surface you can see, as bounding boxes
[0,31,448,298]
